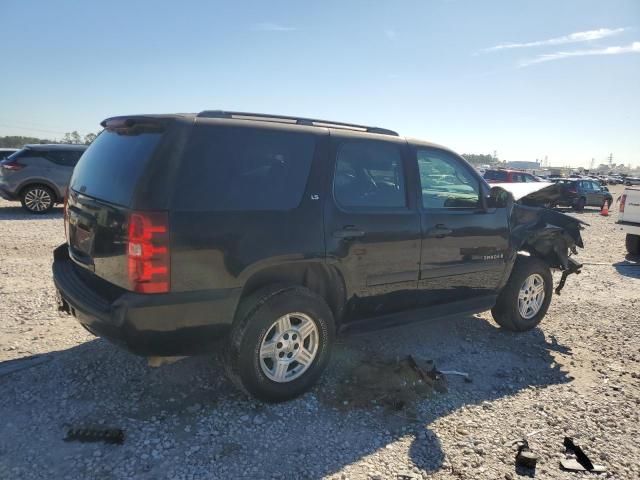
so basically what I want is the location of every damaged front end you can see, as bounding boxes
[490,183,586,294]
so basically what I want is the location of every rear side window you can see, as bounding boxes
[484,170,507,181]
[45,150,84,167]
[334,141,406,209]
[70,130,161,206]
[174,125,315,211]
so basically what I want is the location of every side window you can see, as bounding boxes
[174,125,315,211]
[483,170,507,182]
[46,150,82,167]
[333,141,406,209]
[524,174,536,183]
[417,149,480,209]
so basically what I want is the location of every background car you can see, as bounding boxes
[0,144,87,213]
[483,169,540,183]
[555,178,613,211]
[0,148,18,160]
[624,177,640,186]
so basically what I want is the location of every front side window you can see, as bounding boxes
[418,149,480,209]
[333,141,406,209]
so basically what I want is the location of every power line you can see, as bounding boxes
[0,123,68,135]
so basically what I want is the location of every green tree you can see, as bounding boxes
[84,132,97,144]
[461,153,497,166]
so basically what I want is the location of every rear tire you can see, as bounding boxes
[574,197,586,212]
[626,234,640,256]
[492,256,553,332]
[223,285,335,402]
[20,185,55,214]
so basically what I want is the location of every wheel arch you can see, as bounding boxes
[18,179,63,202]
[236,262,347,326]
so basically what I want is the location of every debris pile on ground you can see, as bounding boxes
[325,355,448,412]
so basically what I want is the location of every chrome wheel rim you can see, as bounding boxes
[24,188,52,212]
[259,312,319,383]
[518,273,545,319]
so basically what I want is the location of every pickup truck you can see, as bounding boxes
[619,187,640,255]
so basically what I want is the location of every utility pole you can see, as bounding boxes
[590,158,595,170]
[608,153,613,169]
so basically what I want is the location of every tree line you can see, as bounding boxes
[461,153,500,166]
[0,131,99,148]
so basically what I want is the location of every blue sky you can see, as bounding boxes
[1,0,639,167]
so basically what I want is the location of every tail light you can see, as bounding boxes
[63,192,69,243]
[1,160,23,171]
[127,212,170,294]
[620,194,626,213]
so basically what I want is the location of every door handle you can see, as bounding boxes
[427,224,453,238]
[333,226,365,239]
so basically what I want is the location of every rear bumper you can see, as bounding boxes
[0,184,18,201]
[52,244,240,356]
[618,220,640,236]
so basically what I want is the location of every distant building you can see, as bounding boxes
[505,161,541,170]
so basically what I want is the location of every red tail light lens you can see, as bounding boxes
[63,193,69,243]
[127,211,170,294]
[1,161,23,171]
[620,194,626,213]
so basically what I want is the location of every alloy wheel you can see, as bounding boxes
[518,273,545,320]
[259,312,319,383]
[24,188,52,212]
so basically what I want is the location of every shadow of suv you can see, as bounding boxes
[52,111,585,402]
[0,144,87,213]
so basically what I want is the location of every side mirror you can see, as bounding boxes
[487,186,512,209]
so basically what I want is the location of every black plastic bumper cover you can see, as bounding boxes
[52,244,240,356]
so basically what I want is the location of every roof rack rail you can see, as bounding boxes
[197,110,399,136]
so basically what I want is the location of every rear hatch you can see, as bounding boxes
[621,188,640,224]
[66,115,189,292]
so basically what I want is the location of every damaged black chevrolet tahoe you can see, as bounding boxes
[53,111,584,402]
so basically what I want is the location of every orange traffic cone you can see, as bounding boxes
[600,202,609,216]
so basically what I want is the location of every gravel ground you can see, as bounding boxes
[1,186,638,480]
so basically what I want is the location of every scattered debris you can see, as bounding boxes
[525,427,548,438]
[438,370,472,383]
[514,439,538,469]
[560,437,606,473]
[323,355,447,412]
[64,427,124,445]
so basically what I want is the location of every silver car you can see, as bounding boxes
[0,144,87,213]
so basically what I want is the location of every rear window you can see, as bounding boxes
[70,130,161,206]
[174,124,315,211]
[484,170,508,181]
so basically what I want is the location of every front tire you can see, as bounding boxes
[626,234,640,256]
[224,285,335,402]
[492,256,553,332]
[20,185,55,213]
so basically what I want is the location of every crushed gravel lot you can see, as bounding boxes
[1,186,639,480]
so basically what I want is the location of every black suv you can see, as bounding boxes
[53,111,584,401]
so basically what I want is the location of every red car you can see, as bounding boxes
[483,169,540,183]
